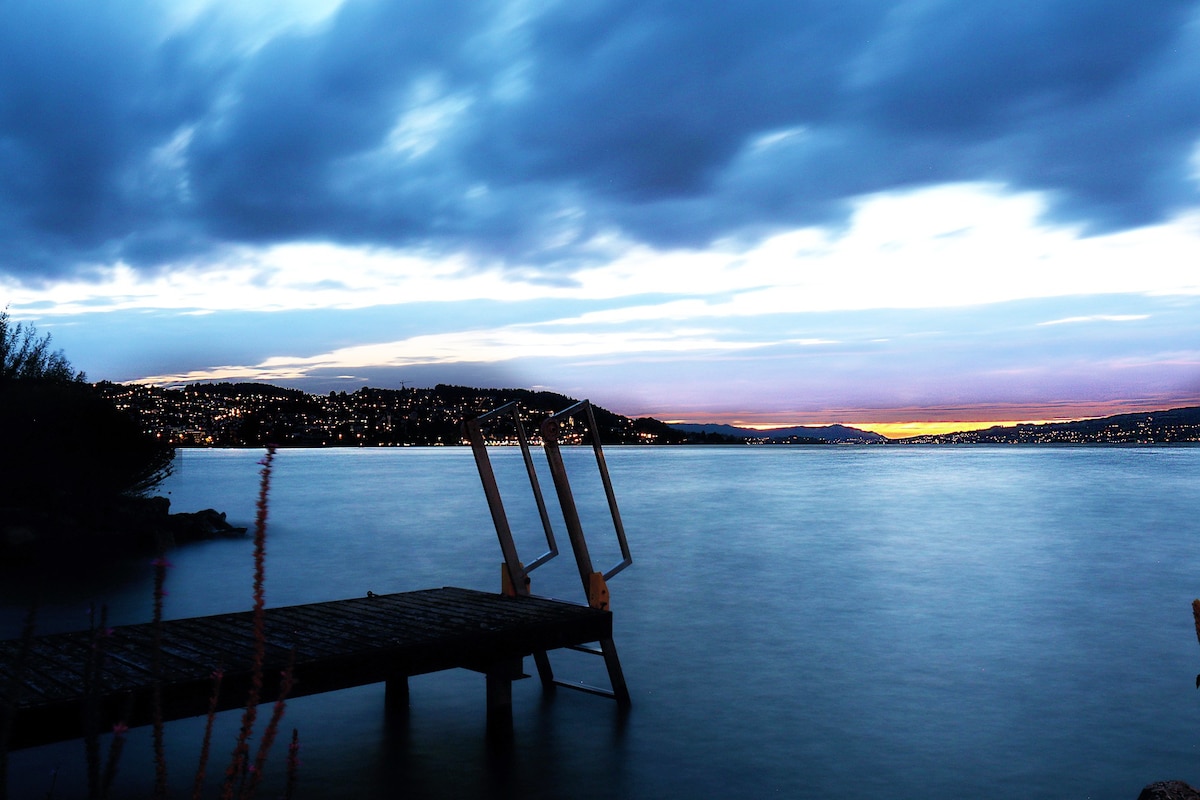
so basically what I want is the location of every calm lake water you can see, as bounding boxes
[5,445,1200,799]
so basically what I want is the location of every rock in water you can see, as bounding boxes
[168,508,248,541]
[1138,781,1200,800]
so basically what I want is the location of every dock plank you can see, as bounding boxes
[0,587,610,750]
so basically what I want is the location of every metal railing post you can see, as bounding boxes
[464,411,529,596]
[540,415,597,596]
[539,402,632,708]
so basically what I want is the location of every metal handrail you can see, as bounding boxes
[541,400,632,584]
[463,402,559,596]
[465,398,633,708]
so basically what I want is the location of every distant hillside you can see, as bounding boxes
[671,422,886,444]
[898,406,1200,444]
[96,381,689,447]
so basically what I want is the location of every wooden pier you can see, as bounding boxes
[3,399,638,753]
[0,587,614,751]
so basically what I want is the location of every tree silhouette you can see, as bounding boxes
[0,308,84,384]
[0,310,174,517]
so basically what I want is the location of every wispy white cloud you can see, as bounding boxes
[1037,314,1151,326]
[163,0,345,47]
[10,184,1200,325]
[13,181,1200,427]
[132,323,792,386]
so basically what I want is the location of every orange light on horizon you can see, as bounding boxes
[850,420,1062,439]
[658,417,1079,439]
[651,397,1200,439]
[652,399,1200,438]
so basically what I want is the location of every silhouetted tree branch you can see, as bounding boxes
[0,308,85,384]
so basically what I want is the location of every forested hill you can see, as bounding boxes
[669,423,885,444]
[95,382,686,447]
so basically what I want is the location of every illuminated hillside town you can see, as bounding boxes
[94,382,1200,447]
[95,382,683,447]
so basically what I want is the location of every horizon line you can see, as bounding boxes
[105,378,1200,440]
[648,396,1200,431]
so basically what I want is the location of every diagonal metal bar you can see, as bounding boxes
[542,401,632,584]
[464,403,559,597]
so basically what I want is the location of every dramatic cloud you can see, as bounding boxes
[4,0,1200,427]
[2,0,1198,280]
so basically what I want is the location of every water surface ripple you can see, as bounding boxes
[5,446,1200,799]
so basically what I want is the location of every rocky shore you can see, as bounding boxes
[1,495,245,560]
[1140,782,1200,799]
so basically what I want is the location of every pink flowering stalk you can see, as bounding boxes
[84,604,110,798]
[150,556,173,799]
[1192,598,1200,646]
[0,604,37,800]
[99,722,129,799]
[220,445,276,799]
[243,661,295,799]
[283,729,300,800]
[190,668,225,800]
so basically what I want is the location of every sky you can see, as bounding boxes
[2,0,1200,436]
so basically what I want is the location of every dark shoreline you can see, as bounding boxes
[0,497,245,562]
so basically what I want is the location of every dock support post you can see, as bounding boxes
[485,658,523,737]
[600,638,632,709]
[385,675,410,718]
[533,650,555,691]
[486,672,513,735]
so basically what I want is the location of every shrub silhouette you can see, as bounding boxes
[0,308,82,384]
[0,381,174,508]
[0,310,174,516]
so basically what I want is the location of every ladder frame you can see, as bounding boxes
[464,401,559,596]
[464,399,632,708]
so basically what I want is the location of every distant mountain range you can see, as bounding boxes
[895,406,1200,444]
[672,406,1200,445]
[670,423,886,444]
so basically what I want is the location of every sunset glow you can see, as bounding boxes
[852,421,1063,440]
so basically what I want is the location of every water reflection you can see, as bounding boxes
[5,447,1200,799]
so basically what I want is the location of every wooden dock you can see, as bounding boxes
[0,587,613,750]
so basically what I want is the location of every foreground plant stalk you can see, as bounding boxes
[221,445,276,799]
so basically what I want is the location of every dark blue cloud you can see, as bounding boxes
[470,1,874,194]
[0,0,220,276]
[850,0,1200,230]
[1,0,1197,280]
[187,0,488,239]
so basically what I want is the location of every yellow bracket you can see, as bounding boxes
[588,571,610,611]
[501,562,530,597]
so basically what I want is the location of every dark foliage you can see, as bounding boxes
[0,311,174,515]
[0,309,84,384]
[0,381,175,510]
